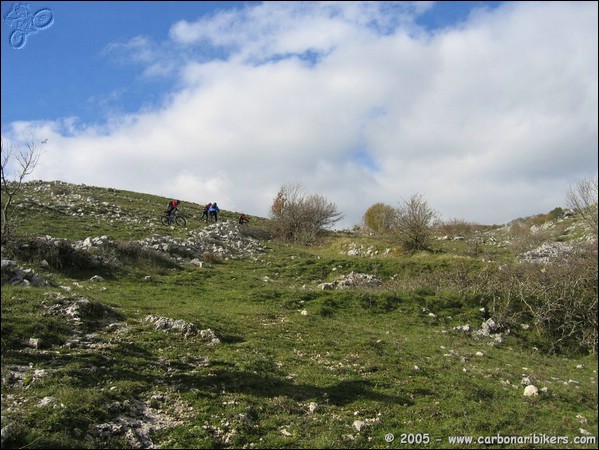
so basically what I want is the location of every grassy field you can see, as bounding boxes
[1,181,597,449]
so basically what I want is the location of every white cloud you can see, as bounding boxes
[6,1,597,228]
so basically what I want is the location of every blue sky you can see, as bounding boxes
[2,2,252,124]
[2,1,597,228]
[2,1,498,125]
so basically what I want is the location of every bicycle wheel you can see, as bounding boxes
[9,30,27,49]
[161,216,171,226]
[175,216,187,226]
[33,8,54,29]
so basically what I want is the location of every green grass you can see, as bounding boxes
[1,181,597,449]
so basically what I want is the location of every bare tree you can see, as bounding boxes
[566,175,598,235]
[394,193,439,251]
[1,136,43,240]
[269,183,343,244]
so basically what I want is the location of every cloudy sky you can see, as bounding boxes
[2,1,597,228]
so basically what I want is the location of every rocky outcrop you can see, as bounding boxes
[1,259,50,286]
[318,271,382,290]
[518,242,578,264]
[138,221,267,262]
[144,314,220,345]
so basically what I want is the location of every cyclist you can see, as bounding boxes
[239,213,249,225]
[201,203,212,221]
[208,202,220,222]
[165,200,180,220]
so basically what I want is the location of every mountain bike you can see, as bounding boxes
[161,210,187,226]
[207,211,217,223]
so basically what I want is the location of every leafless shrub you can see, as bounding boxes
[1,136,43,241]
[387,245,598,355]
[269,183,343,244]
[466,243,598,355]
[437,219,489,256]
[438,219,483,238]
[394,193,439,251]
[566,175,598,236]
[507,221,548,255]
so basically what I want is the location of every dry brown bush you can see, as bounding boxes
[269,183,342,244]
[466,243,598,354]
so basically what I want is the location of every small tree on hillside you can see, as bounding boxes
[269,183,343,244]
[394,193,439,251]
[363,202,396,234]
[566,175,598,236]
[1,136,43,242]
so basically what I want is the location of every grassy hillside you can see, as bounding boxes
[1,181,597,449]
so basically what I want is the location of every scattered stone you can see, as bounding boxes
[28,338,42,349]
[1,423,15,447]
[145,314,198,337]
[523,385,539,396]
[199,328,221,345]
[317,272,382,290]
[472,318,504,345]
[37,396,56,407]
[353,420,366,432]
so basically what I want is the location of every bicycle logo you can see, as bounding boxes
[3,3,54,49]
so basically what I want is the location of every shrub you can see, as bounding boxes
[269,183,343,244]
[363,203,396,234]
[438,218,483,238]
[470,243,598,355]
[566,176,598,236]
[394,193,439,251]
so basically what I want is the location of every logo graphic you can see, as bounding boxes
[4,3,54,49]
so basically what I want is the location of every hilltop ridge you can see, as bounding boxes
[5,179,594,239]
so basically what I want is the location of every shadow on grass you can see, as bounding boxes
[172,369,413,406]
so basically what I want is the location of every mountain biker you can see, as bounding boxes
[208,202,220,222]
[239,213,249,225]
[202,203,212,221]
[166,200,180,219]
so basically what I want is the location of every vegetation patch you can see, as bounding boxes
[1,181,597,449]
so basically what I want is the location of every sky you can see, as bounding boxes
[2,1,597,229]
